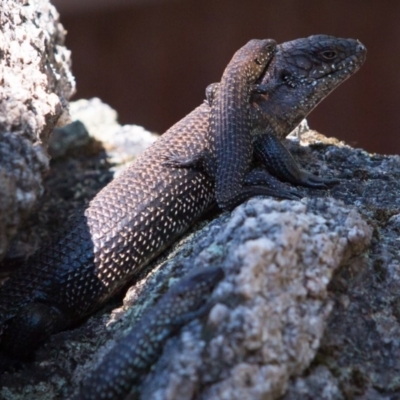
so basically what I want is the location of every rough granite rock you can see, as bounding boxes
[284,366,343,400]
[64,195,370,400]
[0,0,75,260]
[1,101,400,400]
[48,95,159,160]
[128,197,371,400]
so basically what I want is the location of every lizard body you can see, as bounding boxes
[71,267,224,400]
[0,35,366,359]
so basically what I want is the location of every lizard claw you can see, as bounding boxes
[295,171,340,189]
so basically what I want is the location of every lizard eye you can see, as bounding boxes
[255,58,263,65]
[321,50,337,60]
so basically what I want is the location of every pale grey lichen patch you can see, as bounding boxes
[135,197,371,400]
[0,0,75,259]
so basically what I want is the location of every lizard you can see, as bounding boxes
[0,35,366,360]
[72,35,367,399]
[167,35,364,210]
[71,266,224,400]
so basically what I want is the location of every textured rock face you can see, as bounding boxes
[0,0,75,259]
[69,98,157,168]
[63,194,370,400]
[0,101,397,400]
[133,198,371,400]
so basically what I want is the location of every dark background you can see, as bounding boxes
[52,0,400,154]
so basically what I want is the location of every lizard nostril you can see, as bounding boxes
[357,42,366,52]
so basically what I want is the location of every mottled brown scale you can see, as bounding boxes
[210,39,278,210]
[72,267,224,400]
[0,35,366,359]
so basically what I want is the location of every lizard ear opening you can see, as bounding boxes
[280,70,289,81]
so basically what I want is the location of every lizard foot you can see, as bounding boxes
[255,133,339,189]
[245,168,302,199]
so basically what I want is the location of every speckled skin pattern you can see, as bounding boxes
[71,267,224,400]
[0,99,215,358]
[209,39,278,210]
[0,35,366,359]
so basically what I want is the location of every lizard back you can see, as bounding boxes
[0,103,214,328]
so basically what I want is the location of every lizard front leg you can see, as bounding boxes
[163,149,301,202]
[254,132,339,189]
[164,84,302,202]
